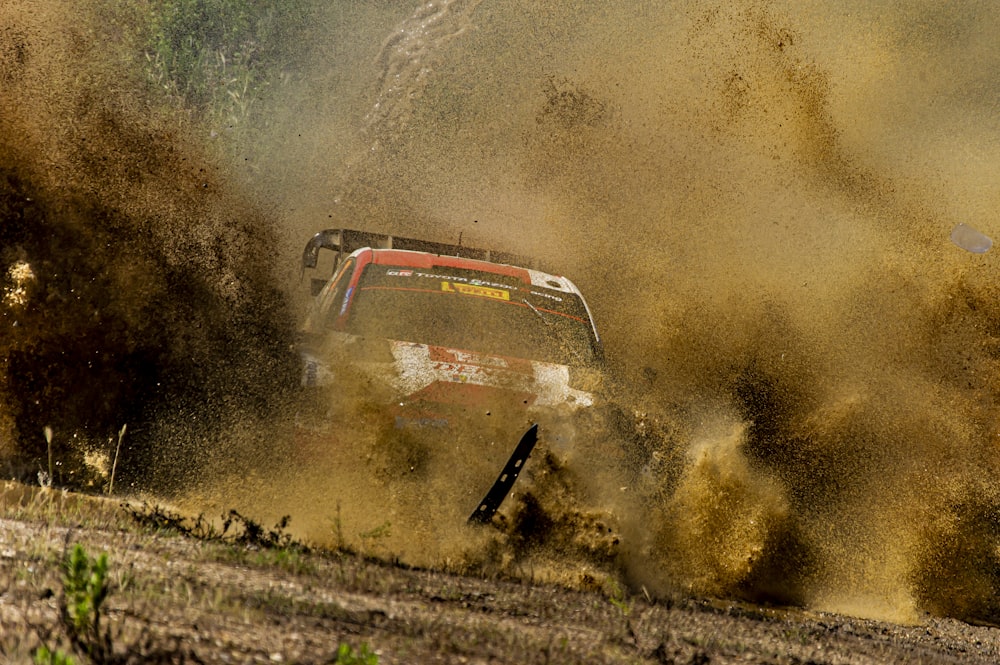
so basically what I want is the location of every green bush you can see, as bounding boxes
[143,0,317,134]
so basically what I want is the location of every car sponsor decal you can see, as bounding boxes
[529,289,563,302]
[388,342,594,408]
[427,347,513,369]
[440,281,510,301]
[383,268,515,291]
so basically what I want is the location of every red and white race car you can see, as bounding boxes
[295,229,606,522]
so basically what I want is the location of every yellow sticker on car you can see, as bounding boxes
[441,281,510,300]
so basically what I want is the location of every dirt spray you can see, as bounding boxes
[6,0,1000,624]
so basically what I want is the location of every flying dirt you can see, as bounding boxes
[5,0,1000,631]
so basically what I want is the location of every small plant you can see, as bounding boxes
[39,542,196,663]
[358,521,391,556]
[61,543,113,661]
[33,645,76,665]
[605,579,632,616]
[330,502,347,551]
[334,642,378,665]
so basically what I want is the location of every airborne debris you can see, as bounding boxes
[3,260,35,308]
[469,423,539,524]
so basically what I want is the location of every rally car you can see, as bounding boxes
[295,229,606,522]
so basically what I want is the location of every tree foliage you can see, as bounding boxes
[143,0,317,134]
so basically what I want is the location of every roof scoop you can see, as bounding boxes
[950,223,993,254]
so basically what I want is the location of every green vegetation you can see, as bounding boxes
[141,0,318,138]
[335,642,379,665]
[605,579,632,616]
[30,544,112,664]
[34,646,76,665]
[28,541,199,663]
[61,545,113,662]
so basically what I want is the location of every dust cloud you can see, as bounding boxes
[254,0,1000,623]
[5,0,1000,625]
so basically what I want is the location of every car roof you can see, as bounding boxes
[369,249,531,280]
[363,249,583,295]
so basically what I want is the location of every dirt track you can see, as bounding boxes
[0,483,997,665]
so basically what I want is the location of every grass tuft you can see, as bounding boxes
[334,642,378,665]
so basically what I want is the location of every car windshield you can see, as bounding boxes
[346,263,598,366]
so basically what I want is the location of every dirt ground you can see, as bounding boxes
[0,482,997,665]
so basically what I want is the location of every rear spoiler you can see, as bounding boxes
[302,228,540,283]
